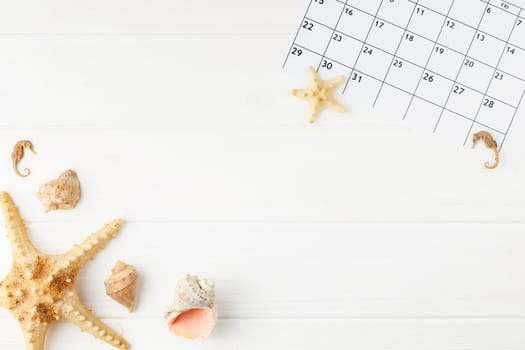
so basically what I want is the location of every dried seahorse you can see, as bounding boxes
[472,131,499,170]
[11,140,36,177]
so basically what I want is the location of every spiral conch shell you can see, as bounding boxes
[105,261,138,312]
[164,275,217,339]
[37,169,81,212]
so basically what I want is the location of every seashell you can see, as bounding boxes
[37,170,81,212]
[164,275,217,339]
[104,261,138,312]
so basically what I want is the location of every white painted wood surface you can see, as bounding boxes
[0,1,524,349]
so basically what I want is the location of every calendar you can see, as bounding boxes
[283,0,525,152]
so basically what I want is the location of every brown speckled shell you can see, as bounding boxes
[37,170,81,212]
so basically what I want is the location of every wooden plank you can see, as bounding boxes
[1,34,477,132]
[0,35,297,129]
[0,0,305,34]
[0,36,525,221]
[0,129,523,222]
[0,223,523,319]
[1,318,525,350]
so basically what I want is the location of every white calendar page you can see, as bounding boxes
[283,0,525,155]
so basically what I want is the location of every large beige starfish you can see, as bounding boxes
[0,192,130,350]
[292,66,345,123]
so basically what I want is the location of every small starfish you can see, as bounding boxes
[0,192,130,350]
[292,66,345,123]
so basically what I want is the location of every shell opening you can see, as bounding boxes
[168,307,216,340]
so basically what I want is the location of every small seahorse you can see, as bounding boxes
[11,140,36,177]
[472,131,499,170]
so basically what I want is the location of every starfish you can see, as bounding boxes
[292,66,345,123]
[0,192,130,350]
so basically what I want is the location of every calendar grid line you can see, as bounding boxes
[432,1,491,132]
[500,89,525,150]
[305,10,525,69]
[303,14,525,83]
[338,0,524,50]
[292,42,508,136]
[372,1,420,107]
[342,0,385,94]
[303,16,334,30]
[479,0,523,16]
[404,0,524,48]
[399,1,455,121]
[316,0,348,72]
[282,0,313,69]
[294,37,517,117]
[463,8,523,146]
[292,23,525,109]
[294,22,518,110]
[284,0,525,152]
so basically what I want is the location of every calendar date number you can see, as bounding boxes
[291,47,303,56]
[423,72,434,83]
[483,99,495,108]
[302,20,313,31]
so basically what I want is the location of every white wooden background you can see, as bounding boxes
[0,1,525,349]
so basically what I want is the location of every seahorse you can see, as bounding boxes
[472,131,499,170]
[11,140,36,177]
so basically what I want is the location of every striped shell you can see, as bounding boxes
[104,261,138,312]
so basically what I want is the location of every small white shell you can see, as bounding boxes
[164,275,217,339]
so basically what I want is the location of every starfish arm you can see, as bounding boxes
[291,88,310,101]
[19,319,49,350]
[309,100,321,124]
[0,192,38,261]
[328,76,344,88]
[60,219,123,271]
[308,66,321,89]
[327,99,345,113]
[60,293,129,349]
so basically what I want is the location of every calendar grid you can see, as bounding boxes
[316,0,348,71]
[301,12,525,89]
[284,0,525,151]
[335,0,525,50]
[282,0,314,69]
[343,0,385,94]
[406,0,525,46]
[300,15,519,109]
[431,1,491,130]
[373,1,420,107]
[463,8,523,147]
[401,1,456,119]
[501,89,525,149]
[479,0,521,16]
[292,42,507,136]
[334,0,525,65]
